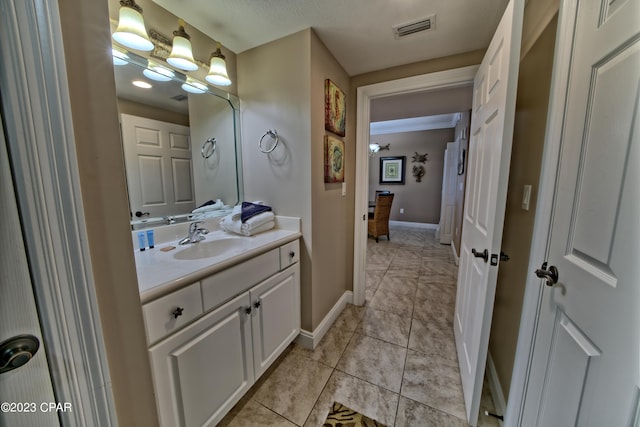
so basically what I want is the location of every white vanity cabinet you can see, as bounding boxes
[144,239,300,427]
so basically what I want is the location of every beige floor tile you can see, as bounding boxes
[368,286,415,317]
[395,396,468,427]
[377,273,418,298]
[218,399,298,427]
[401,350,466,420]
[333,303,366,332]
[408,317,457,362]
[304,370,399,427]
[252,351,333,425]
[357,307,411,347]
[290,325,354,368]
[336,333,407,393]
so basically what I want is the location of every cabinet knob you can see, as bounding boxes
[172,307,184,319]
[254,300,261,309]
[289,251,295,259]
[244,307,252,315]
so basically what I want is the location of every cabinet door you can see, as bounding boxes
[251,264,300,379]
[149,292,254,427]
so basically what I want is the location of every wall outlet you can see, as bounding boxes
[400,208,404,214]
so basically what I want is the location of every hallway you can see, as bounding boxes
[220,224,499,426]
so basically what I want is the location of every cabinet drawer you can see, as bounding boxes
[279,240,299,270]
[202,249,279,312]
[143,282,203,345]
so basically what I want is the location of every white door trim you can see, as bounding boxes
[353,65,478,306]
[0,0,116,424]
[504,0,577,424]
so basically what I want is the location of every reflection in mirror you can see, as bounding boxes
[112,50,242,230]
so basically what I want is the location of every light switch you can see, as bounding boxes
[341,182,346,196]
[522,185,532,211]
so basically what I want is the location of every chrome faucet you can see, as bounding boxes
[179,221,209,245]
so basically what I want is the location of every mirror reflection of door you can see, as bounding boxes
[121,114,195,218]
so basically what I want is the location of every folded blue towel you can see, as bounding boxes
[241,201,272,223]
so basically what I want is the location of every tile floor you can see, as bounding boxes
[220,225,500,426]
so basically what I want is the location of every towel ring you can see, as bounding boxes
[201,138,216,158]
[258,129,279,153]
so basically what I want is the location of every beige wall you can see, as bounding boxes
[58,0,158,425]
[368,129,453,223]
[371,85,473,122]
[237,30,315,329]
[309,32,353,329]
[117,98,189,126]
[452,110,471,252]
[489,14,558,398]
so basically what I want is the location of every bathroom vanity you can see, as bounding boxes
[134,218,301,426]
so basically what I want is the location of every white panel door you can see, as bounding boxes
[522,0,640,425]
[453,0,523,425]
[439,141,459,244]
[0,116,58,426]
[121,114,194,218]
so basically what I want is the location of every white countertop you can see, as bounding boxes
[135,220,300,304]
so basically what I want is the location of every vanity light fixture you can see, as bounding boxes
[132,80,152,89]
[181,76,207,94]
[112,47,129,66]
[112,0,154,52]
[143,61,175,82]
[205,43,231,87]
[167,19,198,71]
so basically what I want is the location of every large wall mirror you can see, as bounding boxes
[113,50,243,229]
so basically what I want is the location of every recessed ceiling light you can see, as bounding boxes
[132,80,152,89]
[143,63,175,82]
[181,77,207,94]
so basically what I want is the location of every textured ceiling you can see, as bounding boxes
[152,0,509,76]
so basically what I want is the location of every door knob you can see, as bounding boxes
[471,248,489,262]
[535,262,559,286]
[0,335,40,374]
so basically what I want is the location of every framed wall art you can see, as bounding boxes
[324,135,345,183]
[379,156,405,184]
[324,79,346,136]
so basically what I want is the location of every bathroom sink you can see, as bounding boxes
[173,238,246,260]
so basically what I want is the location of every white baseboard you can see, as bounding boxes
[297,291,353,349]
[389,220,439,230]
[487,352,507,424]
[451,241,459,265]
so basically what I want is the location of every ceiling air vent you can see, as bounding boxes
[392,15,436,39]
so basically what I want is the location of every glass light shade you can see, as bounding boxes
[167,22,198,72]
[132,80,152,89]
[369,143,380,153]
[181,77,207,94]
[112,6,154,51]
[205,47,231,86]
[143,62,175,82]
[112,47,129,66]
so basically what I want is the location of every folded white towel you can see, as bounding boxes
[242,211,274,230]
[192,199,223,214]
[230,204,242,221]
[220,212,276,236]
[242,220,275,236]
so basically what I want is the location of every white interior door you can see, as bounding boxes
[0,115,58,427]
[439,141,458,244]
[121,114,194,218]
[453,0,523,425]
[522,0,640,425]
